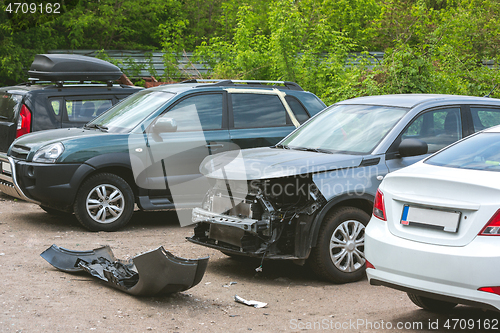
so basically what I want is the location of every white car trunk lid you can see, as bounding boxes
[382,163,500,246]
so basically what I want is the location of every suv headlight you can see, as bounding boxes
[33,142,65,163]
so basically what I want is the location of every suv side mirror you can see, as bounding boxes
[153,118,177,133]
[399,138,428,157]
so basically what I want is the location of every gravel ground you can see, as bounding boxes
[1,191,499,333]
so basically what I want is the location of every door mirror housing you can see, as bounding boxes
[399,138,428,157]
[153,117,177,133]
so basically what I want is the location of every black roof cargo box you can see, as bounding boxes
[28,54,123,81]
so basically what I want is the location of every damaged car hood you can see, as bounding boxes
[200,147,363,180]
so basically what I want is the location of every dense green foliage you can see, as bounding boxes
[1,0,499,103]
[196,0,500,104]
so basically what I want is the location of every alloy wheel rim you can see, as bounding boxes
[86,184,124,224]
[329,220,365,272]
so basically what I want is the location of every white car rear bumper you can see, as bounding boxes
[365,217,500,311]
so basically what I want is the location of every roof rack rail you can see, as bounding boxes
[181,79,304,91]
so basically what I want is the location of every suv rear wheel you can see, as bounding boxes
[309,207,369,283]
[74,173,134,231]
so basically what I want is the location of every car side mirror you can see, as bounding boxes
[153,117,177,133]
[398,138,428,157]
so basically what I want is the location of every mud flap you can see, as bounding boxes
[40,244,209,296]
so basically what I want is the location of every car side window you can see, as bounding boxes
[49,99,62,116]
[285,95,310,124]
[163,93,223,131]
[231,93,287,128]
[64,99,113,123]
[470,107,500,132]
[402,108,461,153]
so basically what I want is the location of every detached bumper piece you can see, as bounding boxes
[40,244,209,296]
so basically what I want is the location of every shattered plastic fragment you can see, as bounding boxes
[234,295,267,308]
[40,244,209,296]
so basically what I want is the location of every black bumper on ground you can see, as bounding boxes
[41,244,209,296]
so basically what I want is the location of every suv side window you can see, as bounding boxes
[50,99,62,116]
[402,108,461,153]
[64,99,113,123]
[231,93,287,128]
[470,107,500,131]
[163,93,223,131]
[285,95,310,124]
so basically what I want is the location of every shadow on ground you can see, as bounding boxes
[391,305,500,332]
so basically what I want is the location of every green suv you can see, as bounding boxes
[0,79,325,231]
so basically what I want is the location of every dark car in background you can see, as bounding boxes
[0,54,142,152]
[188,94,500,284]
[0,79,325,231]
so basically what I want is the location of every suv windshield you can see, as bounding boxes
[280,104,408,154]
[0,93,22,122]
[425,132,500,171]
[87,90,174,133]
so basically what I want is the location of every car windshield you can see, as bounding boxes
[87,90,174,133]
[425,132,500,171]
[280,104,408,154]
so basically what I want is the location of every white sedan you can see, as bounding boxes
[365,126,500,312]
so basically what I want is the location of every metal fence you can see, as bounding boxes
[48,50,496,80]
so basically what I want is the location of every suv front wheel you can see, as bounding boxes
[74,173,134,231]
[309,207,369,283]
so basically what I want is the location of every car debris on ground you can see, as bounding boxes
[234,295,268,308]
[40,244,209,296]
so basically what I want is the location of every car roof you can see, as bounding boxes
[337,94,500,108]
[148,80,306,94]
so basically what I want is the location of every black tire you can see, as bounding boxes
[73,173,134,231]
[308,206,370,283]
[407,293,457,312]
[39,205,72,216]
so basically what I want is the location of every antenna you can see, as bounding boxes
[484,84,498,98]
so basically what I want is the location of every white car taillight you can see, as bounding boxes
[478,209,500,236]
[373,189,386,221]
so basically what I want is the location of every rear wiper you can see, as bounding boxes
[0,116,8,120]
[84,123,108,132]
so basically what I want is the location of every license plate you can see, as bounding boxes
[1,161,11,174]
[401,205,461,233]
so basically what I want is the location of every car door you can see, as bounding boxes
[144,92,231,203]
[228,92,298,149]
[386,106,465,172]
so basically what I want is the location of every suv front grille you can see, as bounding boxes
[10,145,30,161]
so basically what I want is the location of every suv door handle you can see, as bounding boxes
[205,144,224,148]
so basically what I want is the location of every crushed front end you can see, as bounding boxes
[188,175,325,260]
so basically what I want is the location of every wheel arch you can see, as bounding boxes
[85,166,137,193]
[309,193,374,250]
[69,153,138,207]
